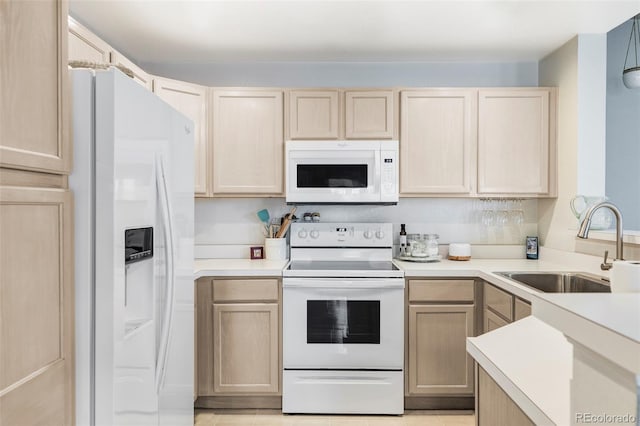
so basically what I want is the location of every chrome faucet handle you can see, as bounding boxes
[601,250,613,271]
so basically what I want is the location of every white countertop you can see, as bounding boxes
[194,258,289,279]
[195,252,637,423]
[467,316,572,426]
[393,257,608,303]
[533,293,640,374]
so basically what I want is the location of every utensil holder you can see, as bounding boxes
[265,238,287,260]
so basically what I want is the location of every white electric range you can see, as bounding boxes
[282,223,405,415]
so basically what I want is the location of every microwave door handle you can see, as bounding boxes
[374,150,381,193]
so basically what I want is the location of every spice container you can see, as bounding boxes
[407,234,427,257]
[425,234,439,257]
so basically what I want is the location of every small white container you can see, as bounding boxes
[265,238,287,260]
[448,243,471,261]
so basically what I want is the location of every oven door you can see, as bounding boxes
[283,278,404,369]
[286,142,381,204]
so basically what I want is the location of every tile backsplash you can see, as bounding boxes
[195,198,538,258]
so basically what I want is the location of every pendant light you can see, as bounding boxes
[623,14,640,89]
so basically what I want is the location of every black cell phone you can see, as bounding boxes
[526,236,539,260]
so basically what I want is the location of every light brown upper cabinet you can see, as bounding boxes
[345,90,395,139]
[400,90,477,195]
[1,0,71,174]
[111,51,153,90]
[478,88,556,196]
[212,90,284,195]
[154,77,209,196]
[68,16,111,63]
[67,16,151,91]
[288,90,340,139]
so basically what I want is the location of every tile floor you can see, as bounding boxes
[195,409,475,426]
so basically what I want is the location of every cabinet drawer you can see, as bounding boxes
[213,279,279,302]
[409,280,475,303]
[484,283,513,321]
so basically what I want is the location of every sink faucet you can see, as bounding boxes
[576,201,623,270]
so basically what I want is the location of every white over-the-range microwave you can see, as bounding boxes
[285,140,399,204]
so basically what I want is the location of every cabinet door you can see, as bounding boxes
[68,16,111,63]
[514,298,532,321]
[194,282,198,402]
[1,0,71,174]
[478,89,551,195]
[154,78,209,196]
[345,90,394,139]
[289,90,339,139]
[484,308,510,333]
[212,90,284,195]
[400,90,476,194]
[213,303,279,394]
[408,304,475,395]
[0,186,74,425]
[111,50,153,90]
[196,278,214,396]
[478,367,535,426]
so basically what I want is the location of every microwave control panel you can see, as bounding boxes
[380,149,398,201]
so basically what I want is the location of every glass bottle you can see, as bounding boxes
[399,224,407,256]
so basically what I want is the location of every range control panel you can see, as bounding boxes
[290,223,393,247]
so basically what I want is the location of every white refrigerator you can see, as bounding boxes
[70,68,194,426]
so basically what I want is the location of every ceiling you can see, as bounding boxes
[70,1,640,64]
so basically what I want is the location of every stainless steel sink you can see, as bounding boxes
[496,272,611,293]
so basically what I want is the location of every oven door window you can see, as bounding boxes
[297,164,368,188]
[307,300,380,344]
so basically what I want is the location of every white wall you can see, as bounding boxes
[538,37,580,252]
[195,198,538,258]
[142,61,538,87]
[538,34,640,260]
[606,19,640,231]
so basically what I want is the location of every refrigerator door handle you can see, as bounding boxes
[155,155,176,394]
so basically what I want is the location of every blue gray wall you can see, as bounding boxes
[141,61,538,87]
[606,19,640,230]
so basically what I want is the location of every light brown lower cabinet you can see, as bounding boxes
[514,298,532,321]
[197,278,281,401]
[483,282,532,333]
[0,186,74,425]
[484,308,510,333]
[213,303,279,393]
[408,304,475,395]
[406,279,476,401]
[477,367,534,426]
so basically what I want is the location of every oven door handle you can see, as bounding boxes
[283,280,405,289]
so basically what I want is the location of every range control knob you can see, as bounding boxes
[310,230,320,239]
[297,229,308,239]
[375,230,385,239]
[364,229,374,239]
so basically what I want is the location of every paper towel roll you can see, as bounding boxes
[611,260,640,293]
